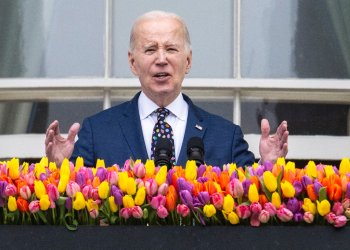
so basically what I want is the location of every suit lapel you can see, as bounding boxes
[119,92,148,161]
[177,95,206,165]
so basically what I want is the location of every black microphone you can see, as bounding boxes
[154,138,173,169]
[187,137,205,166]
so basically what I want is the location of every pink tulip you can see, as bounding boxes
[89,208,99,219]
[107,171,118,186]
[250,202,262,214]
[4,183,17,197]
[157,205,169,219]
[250,212,260,227]
[150,194,166,209]
[176,204,190,217]
[47,184,59,202]
[91,188,99,200]
[19,185,32,200]
[259,209,270,223]
[334,215,347,228]
[211,192,224,209]
[303,211,314,223]
[133,163,146,178]
[145,179,158,196]
[29,200,40,213]
[236,204,251,219]
[326,212,337,224]
[24,172,35,186]
[276,207,293,222]
[120,207,132,219]
[332,201,344,216]
[66,181,81,198]
[264,202,277,216]
[132,206,143,219]
[82,185,93,199]
[158,183,169,196]
[227,178,244,198]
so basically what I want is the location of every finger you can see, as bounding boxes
[281,142,288,157]
[279,130,289,149]
[260,118,270,139]
[67,123,80,143]
[276,121,288,139]
[46,120,60,136]
[45,141,52,157]
[45,130,54,146]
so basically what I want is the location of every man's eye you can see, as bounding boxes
[145,48,155,54]
[167,48,178,52]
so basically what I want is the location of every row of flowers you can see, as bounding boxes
[1,157,350,229]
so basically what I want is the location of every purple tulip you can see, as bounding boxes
[0,181,8,197]
[263,161,273,172]
[212,167,221,177]
[198,191,210,205]
[179,190,193,208]
[346,183,350,198]
[293,180,303,196]
[65,197,72,210]
[287,198,301,213]
[76,171,86,187]
[177,178,193,192]
[29,163,35,172]
[293,212,303,222]
[197,165,206,178]
[166,169,175,185]
[96,167,107,182]
[86,168,94,182]
[255,165,265,177]
[313,180,323,195]
[230,171,238,180]
[302,175,312,189]
[39,173,47,181]
[242,180,252,196]
[197,177,208,183]
[111,185,123,206]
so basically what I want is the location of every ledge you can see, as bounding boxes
[0,225,347,249]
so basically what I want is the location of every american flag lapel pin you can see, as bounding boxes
[195,124,203,131]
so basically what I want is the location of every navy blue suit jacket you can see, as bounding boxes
[71,92,255,168]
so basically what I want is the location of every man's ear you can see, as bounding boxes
[128,51,138,76]
[185,50,192,74]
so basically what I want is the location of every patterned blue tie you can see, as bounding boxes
[151,107,176,165]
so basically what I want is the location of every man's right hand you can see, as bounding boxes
[45,120,80,166]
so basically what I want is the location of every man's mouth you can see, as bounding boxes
[153,72,170,78]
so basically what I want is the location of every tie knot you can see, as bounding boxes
[155,107,170,120]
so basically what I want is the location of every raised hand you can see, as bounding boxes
[45,120,80,166]
[259,118,288,164]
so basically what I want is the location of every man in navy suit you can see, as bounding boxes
[45,11,288,168]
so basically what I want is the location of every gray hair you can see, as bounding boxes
[129,10,191,52]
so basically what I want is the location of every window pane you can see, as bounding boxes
[0,0,104,77]
[112,0,233,78]
[241,0,350,78]
[0,101,103,134]
[241,100,350,136]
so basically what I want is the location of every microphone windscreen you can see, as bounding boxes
[187,137,204,155]
[155,138,173,154]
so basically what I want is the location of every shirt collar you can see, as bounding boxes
[138,92,188,121]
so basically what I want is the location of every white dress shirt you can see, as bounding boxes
[138,92,188,161]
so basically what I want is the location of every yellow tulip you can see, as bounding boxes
[35,162,46,179]
[252,162,259,171]
[263,171,277,192]
[98,181,110,199]
[276,157,286,167]
[285,161,296,174]
[134,187,146,206]
[272,192,281,208]
[58,175,69,193]
[237,169,246,182]
[126,177,137,195]
[8,158,20,180]
[228,163,237,177]
[316,200,331,216]
[302,198,316,215]
[123,195,135,208]
[203,204,216,218]
[228,211,240,224]
[248,183,259,203]
[324,165,335,178]
[108,196,118,213]
[40,194,51,211]
[60,158,71,177]
[305,161,317,178]
[223,194,235,213]
[280,180,295,198]
[155,166,168,186]
[49,162,57,172]
[96,159,105,168]
[22,162,29,174]
[8,196,17,212]
[145,159,155,176]
[34,180,47,199]
[185,160,197,181]
[75,156,84,172]
[339,158,350,176]
[118,172,128,193]
[86,199,99,212]
[73,192,86,210]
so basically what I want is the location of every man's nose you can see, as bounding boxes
[156,50,167,64]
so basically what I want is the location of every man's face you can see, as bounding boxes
[128,17,192,105]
